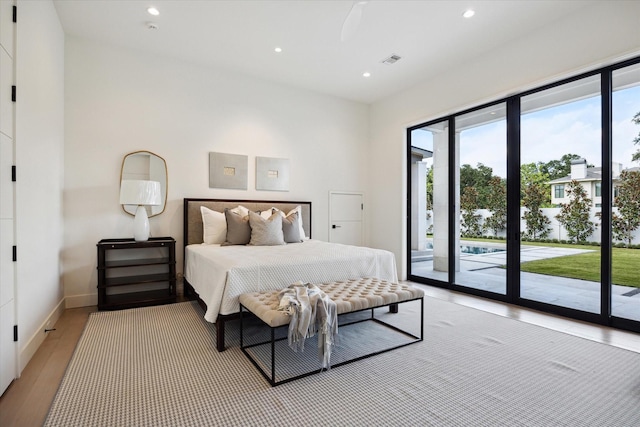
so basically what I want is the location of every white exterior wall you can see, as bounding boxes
[410,161,426,251]
[425,207,640,244]
[551,180,600,207]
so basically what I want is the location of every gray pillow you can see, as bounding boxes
[248,211,285,246]
[282,211,302,243]
[221,208,251,246]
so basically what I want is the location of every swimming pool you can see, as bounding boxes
[460,245,505,255]
[426,243,505,255]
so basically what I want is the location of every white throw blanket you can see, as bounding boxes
[278,281,338,369]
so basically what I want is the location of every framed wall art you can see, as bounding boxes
[209,152,248,190]
[256,156,289,191]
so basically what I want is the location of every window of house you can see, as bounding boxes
[595,182,601,197]
[554,184,565,199]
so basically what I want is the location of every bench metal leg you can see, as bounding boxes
[216,319,226,352]
[271,328,276,385]
[239,305,244,348]
[240,297,424,386]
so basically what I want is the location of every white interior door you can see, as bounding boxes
[0,0,17,396]
[329,191,363,246]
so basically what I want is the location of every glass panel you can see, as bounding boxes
[454,104,507,294]
[409,120,448,282]
[612,63,640,322]
[520,75,601,313]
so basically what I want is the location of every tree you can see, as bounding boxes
[611,170,640,247]
[425,165,433,210]
[460,163,493,208]
[460,186,483,238]
[632,112,640,163]
[539,154,593,181]
[484,176,507,237]
[522,182,551,239]
[521,162,551,207]
[555,180,596,243]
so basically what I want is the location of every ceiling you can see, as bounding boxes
[52,0,596,104]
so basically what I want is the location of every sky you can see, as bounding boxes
[412,84,640,179]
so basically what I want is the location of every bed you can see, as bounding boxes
[183,198,399,351]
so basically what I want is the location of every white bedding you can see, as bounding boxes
[184,239,398,322]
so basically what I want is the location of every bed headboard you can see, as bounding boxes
[183,198,312,246]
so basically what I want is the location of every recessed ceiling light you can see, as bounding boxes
[147,7,160,16]
[463,9,475,18]
[363,72,371,78]
[274,47,282,53]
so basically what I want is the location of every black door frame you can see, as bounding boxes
[407,56,640,334]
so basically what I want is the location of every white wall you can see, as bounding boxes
[63,37,370,307]
[368,1,640,279]
[15,0,65,369]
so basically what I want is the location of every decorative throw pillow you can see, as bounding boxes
[274,205,307,239]
[221,208,251,246]
[248,211,285,246]
[200,206,226,244]
[282,211,302,243]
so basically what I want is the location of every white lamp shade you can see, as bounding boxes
[119,180,162,206]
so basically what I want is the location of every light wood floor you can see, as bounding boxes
[1,286,638,426]
[0,306,96,426]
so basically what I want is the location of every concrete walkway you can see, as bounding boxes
[411,244,640,322]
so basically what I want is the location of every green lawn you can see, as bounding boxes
[520,248,639,288]
[456,237,640,288]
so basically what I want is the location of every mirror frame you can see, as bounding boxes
[120,150,168,218]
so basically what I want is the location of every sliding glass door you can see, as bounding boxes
[520,75,602,314]
[408,120,449,283]
[408,56,640,333]
[454,104,507,295]
[611,63,640,323]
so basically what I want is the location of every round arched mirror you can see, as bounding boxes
[120,151,167,217]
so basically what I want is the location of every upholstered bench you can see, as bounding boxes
[238,278,424,386]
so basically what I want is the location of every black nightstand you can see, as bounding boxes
[97,237,176,310]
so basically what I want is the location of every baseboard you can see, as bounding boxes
[19,298,65,374]
[65,293,97,309]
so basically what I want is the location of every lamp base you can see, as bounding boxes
[133,205,150,241]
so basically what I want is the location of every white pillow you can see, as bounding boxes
[274,205,307,239]
[201,206,226,244]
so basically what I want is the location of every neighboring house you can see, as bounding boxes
[549,159,639,207]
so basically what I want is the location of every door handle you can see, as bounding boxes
[332,225,342,229]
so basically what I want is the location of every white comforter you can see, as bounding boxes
[184,239,398,322]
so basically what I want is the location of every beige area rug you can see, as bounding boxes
[45,299,640,426]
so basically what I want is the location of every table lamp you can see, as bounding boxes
[119,180,162,241]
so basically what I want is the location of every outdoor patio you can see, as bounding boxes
[411,244,640,322]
